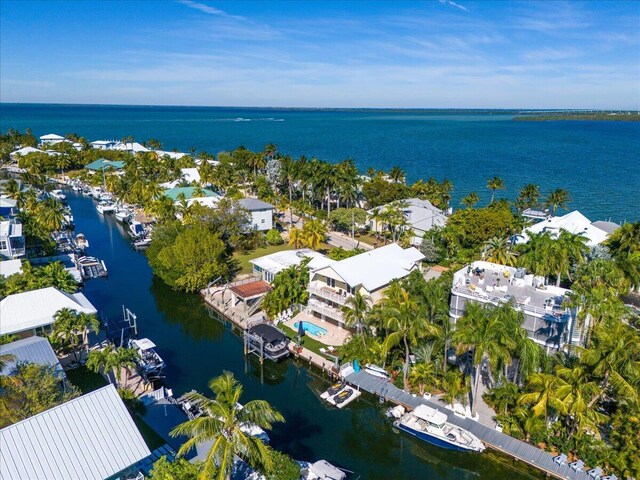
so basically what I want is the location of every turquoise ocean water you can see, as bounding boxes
[1,104,638,221]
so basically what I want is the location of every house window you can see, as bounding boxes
[261,219,265,223]
[0,240,7,251]
[326,277,336,288]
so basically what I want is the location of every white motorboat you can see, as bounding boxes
[114,208,131,222]
[129,338,165,376]
[50,189,66,200]
[96,202,115,214]
[300,460,347,480]
[74,233,89,250]
[133,237,152,249]
[391,404,485,453]
[365,364,389,379]
[129,220,145,238]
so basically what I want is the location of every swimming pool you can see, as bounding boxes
[294,321,327,337]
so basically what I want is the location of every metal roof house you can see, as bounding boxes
[0,336,65,379]
[238,198,275,232]
[307,243,425,328]
[0,259,23,277]
[84,158,126,173]
[0,384,151,480]
[39,133,65,145]
[0,286,97,337]
[250,248,334,283]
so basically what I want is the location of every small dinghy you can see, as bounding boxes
[365,364,389,379]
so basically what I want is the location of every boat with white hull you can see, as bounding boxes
[129,338,165,377]
[365,364,389,379]
[391,404,485,453]
[96,201,115,214]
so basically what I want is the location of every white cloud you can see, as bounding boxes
[438,0,468,13]
[177,0,245,20]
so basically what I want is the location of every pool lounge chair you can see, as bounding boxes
[570,460,584,472]
[588,467,603,479]
[553,454,568,466]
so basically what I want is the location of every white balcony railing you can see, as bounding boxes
[308,283,352,306]
[308,299,345,322]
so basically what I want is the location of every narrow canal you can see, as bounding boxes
[68,192,539,480]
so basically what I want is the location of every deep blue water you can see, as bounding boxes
[69,193,534,479]
[2,103,638,221]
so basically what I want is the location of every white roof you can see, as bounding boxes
[131,338,156,350]
[0,336,62,377]
[155,150,188,160]
[0,385,151,480]
[90,140,117,145]
[0,259,23,277]
[0,219,23,237]
[250,249,332,275]
[187,196,221,208]
[0,287,97,336]
[160,168,202,189]
[325,243,424,292]
[413,404,448,425]
[40,133,64,140]
[522,210,610,246]
[10,146,43,157]
[114,142,150,153]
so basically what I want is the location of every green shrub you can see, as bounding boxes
[265,229,284,246]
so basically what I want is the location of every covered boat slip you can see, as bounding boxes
[244,323,290,363]
[344,369,596,480]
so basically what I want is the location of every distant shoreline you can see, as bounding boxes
[514,113,640,122]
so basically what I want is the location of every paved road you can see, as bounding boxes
[326,231,374,251]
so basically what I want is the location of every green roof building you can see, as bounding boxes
[84,158,126,172]
[163,186,219,201]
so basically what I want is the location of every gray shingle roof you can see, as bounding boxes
[239,198,275,211]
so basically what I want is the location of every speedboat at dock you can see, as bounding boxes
[96,201,115,214]
[114,208,131,222]
[390,404,485,452]
[50,189,66,201]
[74,233,89,251]
[299,460,347,480]
[129,220,145,238]
[129,338,165,377]
[365,364,389,379]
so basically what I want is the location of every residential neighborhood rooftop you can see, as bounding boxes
[250,248,333,276]
[84,158,126,171]
[517,210,617,247]
[0,336,63,378]
[0,385,151,480]
[163,186,219,201]
[238,198,275,211]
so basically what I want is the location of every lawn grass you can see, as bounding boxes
[134,415,167,451]
[280,324,334,360]
[354,233,381,247]
[66,366,109,394]
[234,243,294,274]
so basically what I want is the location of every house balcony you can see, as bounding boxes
[307,298,345,323]
[308,282,353,306]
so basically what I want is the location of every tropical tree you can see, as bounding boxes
[341,292,372,348]
[287,226,304,249]
[487,176,505,204]
[409,363,438,396]
[170,371,284,480]
[262,261,310,318]
[35,198,65,232]
[87,344,139,386]
[388,166,406,184]
[461,192,480,209]
[516,183,541,211]
[518,372,568,425]
[545,188,570,214]
[484,236,516,266]
[301,219,326,250]
[440,369,469,408]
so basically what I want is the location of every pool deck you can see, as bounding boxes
[283,312,351,347]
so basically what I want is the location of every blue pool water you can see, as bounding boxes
[294,321,327,337]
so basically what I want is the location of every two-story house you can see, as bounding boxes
[307,243,425,328]
[449,260,583,352]
[0,219,25,259]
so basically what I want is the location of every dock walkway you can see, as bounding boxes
[344,370,593,480]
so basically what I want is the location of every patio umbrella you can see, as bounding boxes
[297,320,305,338]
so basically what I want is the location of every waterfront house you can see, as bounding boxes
[250,248,333,283]
[159,167,202,189]
[0,286,97,338]
[155,149,188,160]
[0,336,65,380]
[307,243,425,328]
[84,158,126,174]
[449,260,583,352]
[515,210,618,247]
[113,141,150,153]
[368,198,448,246]
[90,139,118,150]
[9,146,45,160]
[39,133,65,146]
[239,198,275,232]
[0,197,18,217]
[0,218,25,259]
[163,186,221,209]
[0,384,151,480]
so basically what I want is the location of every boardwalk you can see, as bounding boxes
[344,370,596,480]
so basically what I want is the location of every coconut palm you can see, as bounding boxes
[518,372,568,423]
[453,303,515,414]
[287,226,305,249]
[409,363,438,396]
[41,261,78,293]
[545,188,570,214]
[301,219,326,250]
[388,166,406,184]
[0,353,16,374]
[87,344,138,386]
[341,292,372,348]
[516,184,541,211]
[440,369,469,408]
[487,176,505,204]
[170,371,284,480]
[36,198,65,232]
[484,236,516,266]
[461,192,480,209]
[2,179,20,198]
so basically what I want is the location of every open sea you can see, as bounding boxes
[1,103,638,221]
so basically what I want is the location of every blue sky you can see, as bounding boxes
[1,0,639,108]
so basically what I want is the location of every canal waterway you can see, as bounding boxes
[69,192,539,480]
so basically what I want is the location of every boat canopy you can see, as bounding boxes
[413,404,448,425]
[131,338,156,350]
[309,460,346,480]
[248,324,286,343]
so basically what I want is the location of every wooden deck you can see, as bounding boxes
[344,370,594,480]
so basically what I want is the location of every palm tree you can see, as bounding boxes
[453,303,515,415]
[484,236,516,266]
[461,192,480,209]
[36,198,65,232]
[440,369,469,408]
[2,179,20,198]
[409,363,438,396]
[170,371,284,480]
[380,284,437,390]
[341,292,372,348]
[388,166,406,184]
[0,353,16,374]
[287,226,304,249]
[42,261,78,293]
[302,219,326,250]
[516,183,540,211]
[87,344,138,386]
[545,188,570,214]
[487,176,505,204]
[518,372,568,424]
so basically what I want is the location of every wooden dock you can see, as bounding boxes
[344,369,595,480]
